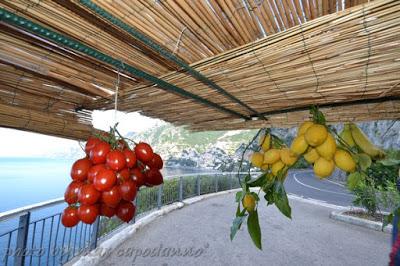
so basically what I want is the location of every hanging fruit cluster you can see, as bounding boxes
[61,129,164,228]
[232,106,387,249]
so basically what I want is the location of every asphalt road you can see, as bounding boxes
[101,193,390,266]
[285,170,354,207]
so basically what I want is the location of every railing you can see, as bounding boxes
[0,172,255,266]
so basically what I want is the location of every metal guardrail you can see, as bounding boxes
[0,172,255,266]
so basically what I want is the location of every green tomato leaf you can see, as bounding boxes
[347,172,363,190]
[273,182,292,219]
[247,210,262,249]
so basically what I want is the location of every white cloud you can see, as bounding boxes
[0,111,162,157]
[0,128,81,157]
[92,110,164,135]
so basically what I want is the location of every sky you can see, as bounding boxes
[0,111,163,157]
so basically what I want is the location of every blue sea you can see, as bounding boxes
[0,158,215,231]
[0,158,216,265]
[0,157,214,213]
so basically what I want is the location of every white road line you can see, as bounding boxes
[293,173,352,196]
[288,194,352,210]
[325,178,345,187]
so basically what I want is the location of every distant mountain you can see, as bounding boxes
[46,120,398,170]
[128,120,399,170]
[126,124,257,171]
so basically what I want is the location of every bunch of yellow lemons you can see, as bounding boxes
[250,133,297,179]
[290,121,356,178]
[250,121,358,180]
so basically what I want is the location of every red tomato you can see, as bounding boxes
[78,205,99,224]
[134,142,154,163]
[90,142,111,165]
[101,186,122,207]
[131,168,145,187]
[87,164,107,183]
[93,169,117,192]
[70,158,92,181]
[78,184,100,205]
[64,181,84,205]
[61,206,80,228]
[116,168,130,183]
[100,204,115,218]
[145,169,163,186]
[147,153,163,169]
[117,201,135,223]
[106,150,126,171]
[123,149,137,168]
[85,137,101,155]
[119,179,137,201]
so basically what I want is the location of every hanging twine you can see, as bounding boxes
[173,26,187,54]
[114,68,120,126]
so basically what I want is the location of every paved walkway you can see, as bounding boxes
[101,193,390,266]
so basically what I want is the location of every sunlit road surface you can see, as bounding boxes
[100,192,389,266]
[285,170,354,207]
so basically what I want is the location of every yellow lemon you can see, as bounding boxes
[298,121,314,136]
[305,124,328,147]
[259,134,271,151]
[261,164,270,171]
[271,160,285,176]
[313,157,335,179]
[250,152,264,168]
[304,148,319,163]
[290,135,309,155]
[334,149,356,173]
[263,149,281,164]
[242,194,256,212]
[316,133,337,160]
[280,148,298,166]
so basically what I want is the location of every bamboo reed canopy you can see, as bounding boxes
[0,0,399,140]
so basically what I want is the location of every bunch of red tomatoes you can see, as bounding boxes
[61,135,163,228]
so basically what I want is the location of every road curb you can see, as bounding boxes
[71,189,240,266]
[330,210,392,234]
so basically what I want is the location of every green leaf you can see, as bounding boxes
[273,182,292,219]
[236,203,241,216]
[310,105,326,125]
[264,190,274,205]
[235,191,244,203]
[355,153,372,171]
[247,173,267,187]
[347,172,363,190]
[263,181,275,205]
[242,175,251,192]
[250,192,260,201]
[230,215,246,241]
[383,213,393,229]
[379,159,400,166]
[247,210,262,249]
[231,208,247,241]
